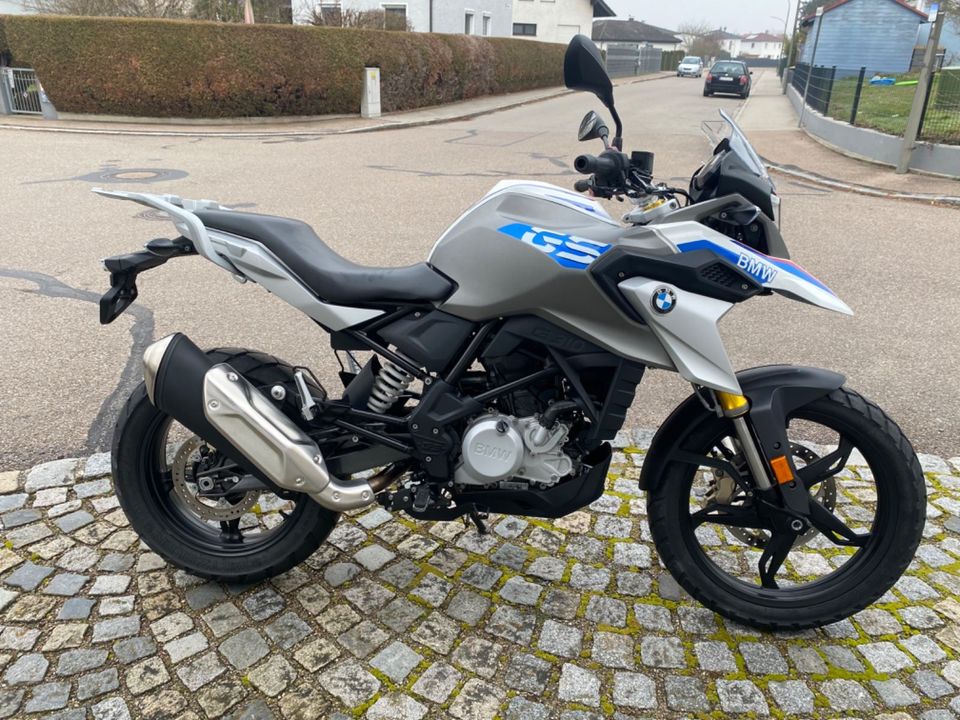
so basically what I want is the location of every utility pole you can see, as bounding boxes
[897,3,945,173]
[783,0,802,92]
[798,5,824,128]
[773,0,791,79]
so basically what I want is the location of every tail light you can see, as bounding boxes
[706,73,713,82]
[739,75,748,85]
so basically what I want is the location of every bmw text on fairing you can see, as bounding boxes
[96,35,925,631]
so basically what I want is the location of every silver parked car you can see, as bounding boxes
[677,56,704,77]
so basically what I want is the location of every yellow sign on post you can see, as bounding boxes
[361,67,381,119]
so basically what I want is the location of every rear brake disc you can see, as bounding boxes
[171,436,259,522]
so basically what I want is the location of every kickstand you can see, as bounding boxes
[466,510,488,535]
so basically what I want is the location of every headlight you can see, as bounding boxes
[770,192,781,228]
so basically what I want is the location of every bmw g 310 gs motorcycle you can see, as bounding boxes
[98,36,924,630]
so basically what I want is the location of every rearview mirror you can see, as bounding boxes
[578,111,609,143]
[564,35,614,110]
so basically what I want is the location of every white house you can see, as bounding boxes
[740,32,783,59]
[302,1,513,35]
[511,0,614,43]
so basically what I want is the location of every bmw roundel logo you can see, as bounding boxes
[652,287,676,314]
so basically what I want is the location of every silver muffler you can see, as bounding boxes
[143,333,375,512]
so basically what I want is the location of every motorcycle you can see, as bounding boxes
[96,35,925,630]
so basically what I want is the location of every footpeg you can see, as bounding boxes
[412,484,432,513]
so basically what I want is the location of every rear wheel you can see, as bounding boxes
[112,348,339,583]
[647,387,925,630]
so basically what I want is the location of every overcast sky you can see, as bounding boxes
[605,0,797,35]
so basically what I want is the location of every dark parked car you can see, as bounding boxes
[703,60,752,98]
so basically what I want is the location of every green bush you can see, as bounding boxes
[0,14,565,118]
[661,50,684,72]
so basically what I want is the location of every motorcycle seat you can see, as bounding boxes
[195,209,453,306]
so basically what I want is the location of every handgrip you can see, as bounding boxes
[573,179,591,193]
[574,153,618,175]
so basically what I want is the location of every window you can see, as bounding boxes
[482,14,490,36]
[512,22,536,36]
[465,12,474,34]
[383,5,406,31]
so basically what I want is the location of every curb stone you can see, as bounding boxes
[0,74,673,140]
[0,431,958,718]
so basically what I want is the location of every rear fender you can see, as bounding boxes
[638,365,845,491]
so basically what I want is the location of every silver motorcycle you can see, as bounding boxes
[97,35,925,630]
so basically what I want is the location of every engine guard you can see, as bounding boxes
[406,443,612,521]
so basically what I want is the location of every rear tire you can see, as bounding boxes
[647,387,925,630]
[112,348,339,584]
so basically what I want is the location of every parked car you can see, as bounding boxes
[703,60,752,98]
[676,56,704,78]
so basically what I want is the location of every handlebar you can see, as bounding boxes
[574,154,618,176]
[573,179,592,193]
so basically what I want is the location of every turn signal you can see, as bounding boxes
[769,455,794,485]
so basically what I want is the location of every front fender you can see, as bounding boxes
[638,364,844,491]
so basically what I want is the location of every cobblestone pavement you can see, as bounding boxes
[2,433,960,719]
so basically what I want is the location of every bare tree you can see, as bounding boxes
[307,7,411,30]
[190,0,291,23]
[25,0,186,17]
[678,20,724,60]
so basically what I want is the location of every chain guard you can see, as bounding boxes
[705,442,837,549]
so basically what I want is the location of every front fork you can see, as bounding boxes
[714,390,811,523]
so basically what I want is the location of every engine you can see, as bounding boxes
[454,413,574,489]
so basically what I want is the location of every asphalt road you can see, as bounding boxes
[1,73,958,469]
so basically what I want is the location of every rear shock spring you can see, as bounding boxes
[367,359,414,413]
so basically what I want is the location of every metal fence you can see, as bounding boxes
[792,62,960,145]
[604,44,663,78]
[2,67,43,115]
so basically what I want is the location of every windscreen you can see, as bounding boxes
[681,57,701,63]
[701,109,772,183]
[711,62,746,75]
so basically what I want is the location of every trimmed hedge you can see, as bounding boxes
[661,50,684,72]
[0,14,565,118]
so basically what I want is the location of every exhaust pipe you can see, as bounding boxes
[143,333,376,512]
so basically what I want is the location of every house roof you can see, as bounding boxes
[802,0,927,23]
[742,32,784,43]
[591,0,616,19]
[705,29,743,41]
[592,19,682,44]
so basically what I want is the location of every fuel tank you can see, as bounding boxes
[428,180,674,368]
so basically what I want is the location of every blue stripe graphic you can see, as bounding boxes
[677,239,834,295]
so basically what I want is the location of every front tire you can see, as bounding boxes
[647,387,925,630]
[112,348,339,584]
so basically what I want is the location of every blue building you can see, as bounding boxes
[800,0,929,73]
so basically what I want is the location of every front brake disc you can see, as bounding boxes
[706,442,837,549]
[171,436,259,522]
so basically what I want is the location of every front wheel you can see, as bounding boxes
[111,348,339,584]
[647,387,925,630]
